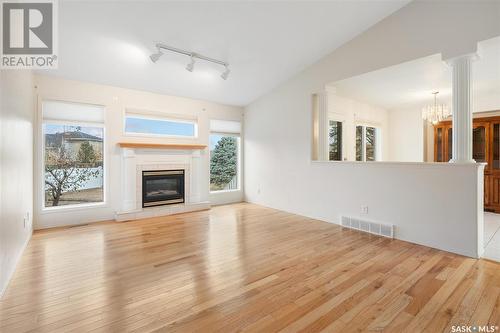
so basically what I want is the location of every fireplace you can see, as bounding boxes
[142,170,185,208]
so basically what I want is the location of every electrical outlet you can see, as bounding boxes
[361,206,368,214]
[23,212,30,229]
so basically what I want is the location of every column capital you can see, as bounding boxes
[445,52,479,66]
[324,85,337,94]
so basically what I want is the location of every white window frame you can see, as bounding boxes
[123,111,198,139]
[209,131,241,193]
[40,102,107,212]
[356,124,381,162]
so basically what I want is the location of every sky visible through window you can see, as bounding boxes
[125,116,195,136]
[210,134,223,151]
[44,124,103,138]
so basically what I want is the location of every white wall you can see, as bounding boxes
[329,93,389,161]
[387,108,424,162]
[244,1,500,258]
[0,70,34,297]
[34,75,244,229]
[475,92,500,113]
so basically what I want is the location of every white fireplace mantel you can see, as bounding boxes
[115,146,210,221]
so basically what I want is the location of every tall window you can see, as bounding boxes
[328,120,342,161]
[124,112,197,138]
[209,120,241,192]
[42,101,105,208]
[356,125,379,162]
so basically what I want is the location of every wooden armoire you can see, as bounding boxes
[434,116,500,212]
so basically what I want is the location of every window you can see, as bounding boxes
[209,120,241,192]
[356,125,363,161]
[356,125,379,162]
[328,120,342,161]
[42,101,105,208]
[124,113,197,137]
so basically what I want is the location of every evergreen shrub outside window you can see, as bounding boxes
[210,134,239,191]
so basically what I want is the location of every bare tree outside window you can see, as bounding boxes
[366,126,377,161]
[329,120,342,161]
[356,126,363,161]
[44,124,104,207]
[356,125,378,162]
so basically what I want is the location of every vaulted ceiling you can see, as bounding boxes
[331,36,500,112]
[38,0,410,106]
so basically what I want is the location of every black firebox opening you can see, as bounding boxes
[142,170,185,208]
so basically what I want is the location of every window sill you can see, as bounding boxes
[210,189,241,194]
[41,202,108,214]
[310,160,487,168]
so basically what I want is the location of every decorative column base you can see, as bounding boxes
[449,158,476,164]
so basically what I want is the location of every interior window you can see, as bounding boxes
[366,126,377,161]
[328,120,342,161]
[356,126,363,161]
[356,125,379,162]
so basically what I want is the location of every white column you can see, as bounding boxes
[448,54,476,163]
[317,91,329,161]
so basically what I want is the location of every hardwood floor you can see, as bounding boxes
[1,203,499,332]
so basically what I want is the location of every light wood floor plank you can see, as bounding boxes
[0,203,499,332]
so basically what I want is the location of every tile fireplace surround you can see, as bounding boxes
[115,147,210,221]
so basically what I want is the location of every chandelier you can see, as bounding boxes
[422,92,451,125]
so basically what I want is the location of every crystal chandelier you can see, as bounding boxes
[422,91,451,125]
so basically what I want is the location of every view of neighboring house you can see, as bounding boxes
[45,130,103,162]
[44,126,104,207]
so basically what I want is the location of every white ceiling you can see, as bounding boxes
[331,36,500,112]
[38,0,410,106]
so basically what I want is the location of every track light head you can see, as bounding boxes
[150,49,163,63]
[186,56,195,72]
[221,65,230,80]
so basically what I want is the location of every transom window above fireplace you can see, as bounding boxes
[124,112,197,138]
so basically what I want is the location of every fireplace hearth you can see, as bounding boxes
[142,170,185,208]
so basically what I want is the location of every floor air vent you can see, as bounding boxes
[340,216,394,239]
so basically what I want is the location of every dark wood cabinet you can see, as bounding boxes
[434,116,500,212]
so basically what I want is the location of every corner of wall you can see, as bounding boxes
[0,70,35,298]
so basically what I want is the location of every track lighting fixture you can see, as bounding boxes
[149,48,163,63]
[186,55,195,72]
[221,65,230,80]
[150,43,230,80]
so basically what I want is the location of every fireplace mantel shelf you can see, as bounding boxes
[118,142,207,150]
